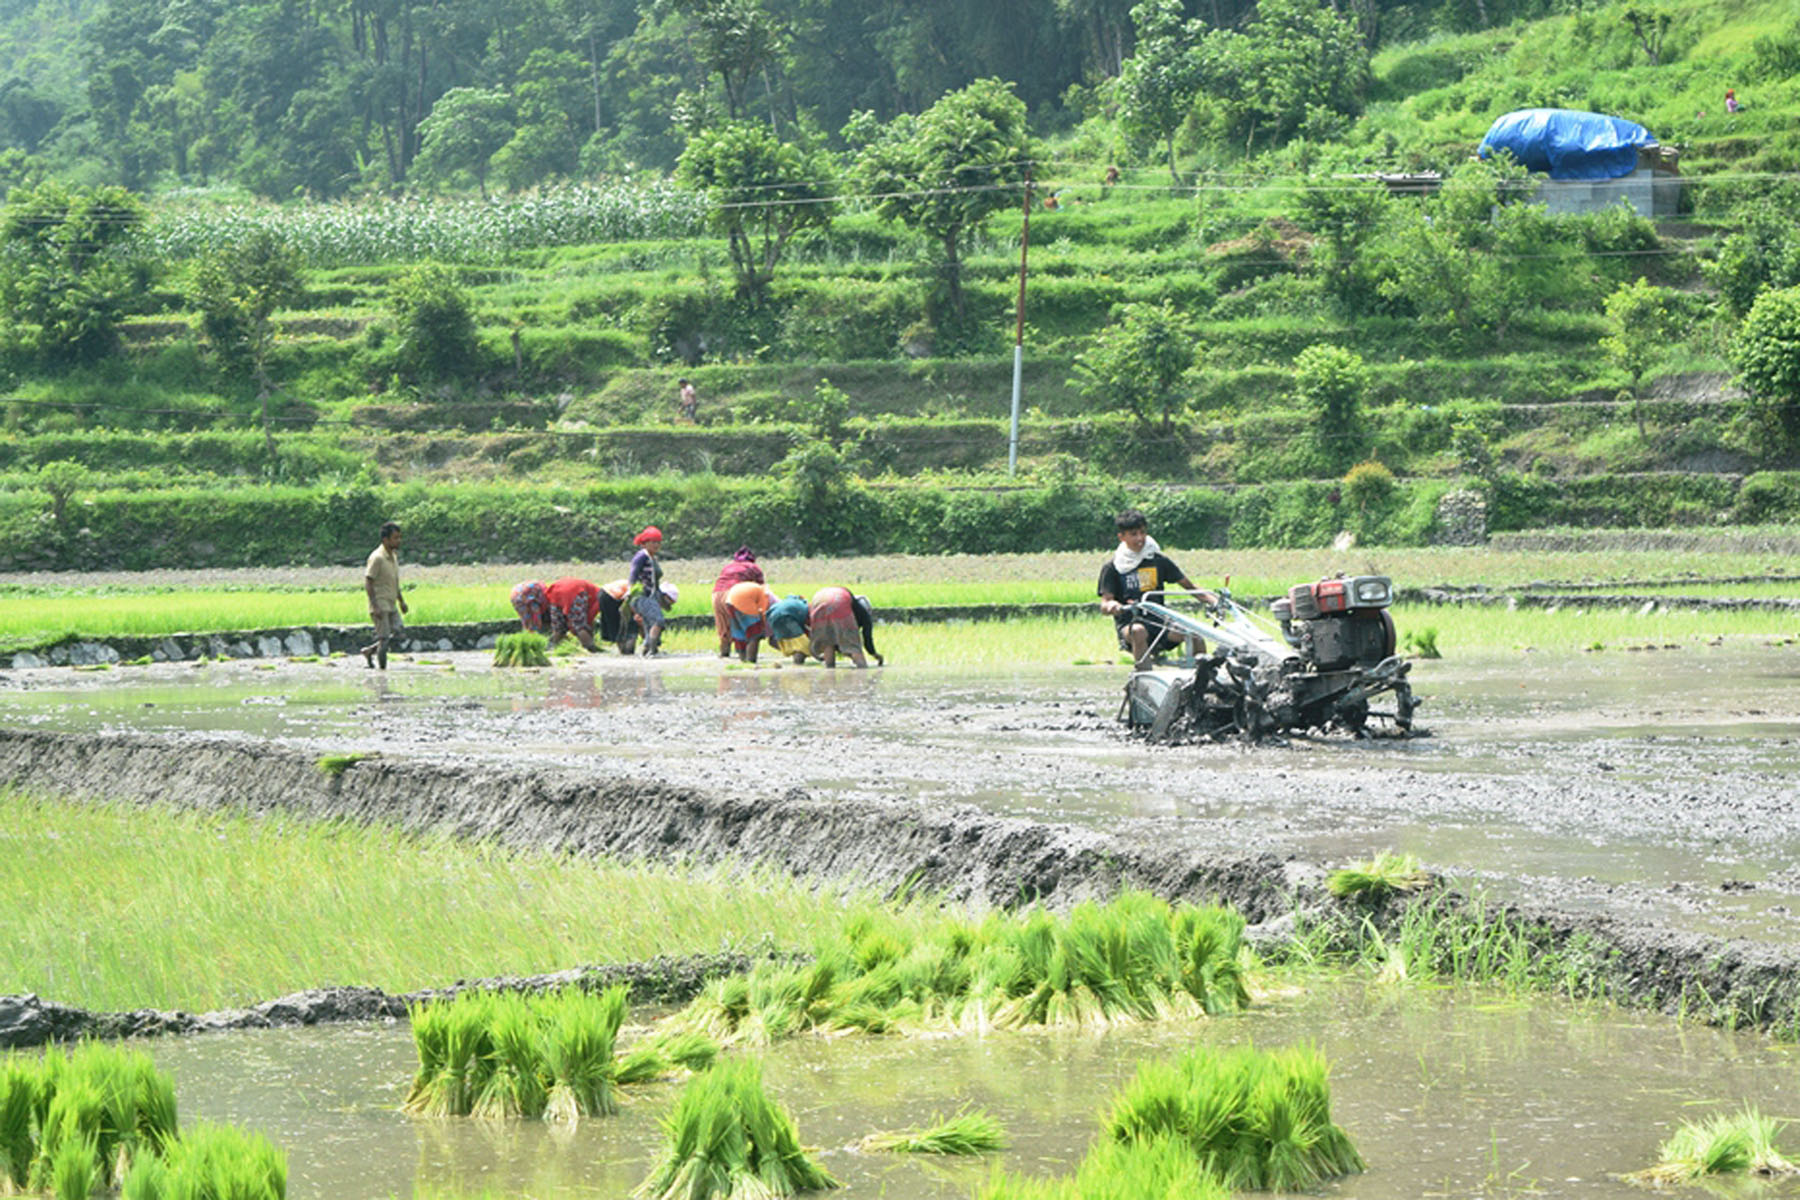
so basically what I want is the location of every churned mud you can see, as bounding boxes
[3,640,1800,1030]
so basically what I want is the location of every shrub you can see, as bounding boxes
[1294,344,1368,471]
[1730,285,1800,447]
[390,265,483,385]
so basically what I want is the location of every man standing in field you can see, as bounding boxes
[361,521,407,670]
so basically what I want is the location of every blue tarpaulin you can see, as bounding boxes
[1478,109,1657,181]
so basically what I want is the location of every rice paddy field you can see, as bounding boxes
[1,547,1798,655]
[4,541,1800,1199]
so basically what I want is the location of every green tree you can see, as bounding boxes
[1295,176,1389,314]
[35,460,92,532]
[389,265,483,386]
[1069,300,1198,434]
[1621,2,1671,65]
[678,119,834,299]
[660,0,787,121]
[1116,0,1206,187]
[491,49,590,189]
[192,228,304,453]
[1599,279,1678,439]
[412,86,514,197]
[0,179,150,366]
[1198,0,1368,152]
[1731,285,1800,448]
[1294,343,1367,471]
[849,77,1031,325]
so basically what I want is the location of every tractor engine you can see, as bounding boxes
[1271,575,1397,672]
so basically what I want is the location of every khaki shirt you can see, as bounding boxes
[365,545,400,610]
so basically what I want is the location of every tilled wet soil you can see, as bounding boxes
[3,641,1799,1030]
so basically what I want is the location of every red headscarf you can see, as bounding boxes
[634,525,663,547]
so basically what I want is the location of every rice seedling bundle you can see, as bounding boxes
[670,892,1251,1046]
[1101,1043,1364,1191]
[406,986,663,1122]
[1628,1107,1800,1185]
[635,1059,838,1200]
[47,1133,97,1200]
[976,1133,1229,1200]
[1326,852,1432,901]
[492,632,551,668]
[0,1043,181,1195]
[120,1121,287,1200]
[859,1107,1007,1155]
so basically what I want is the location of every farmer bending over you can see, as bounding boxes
[1097,509,1214,670]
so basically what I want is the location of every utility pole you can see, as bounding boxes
[1008,165,1033,476]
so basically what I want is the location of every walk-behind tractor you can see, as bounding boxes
[1119,576,1419,743]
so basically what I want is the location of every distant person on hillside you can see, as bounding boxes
[711,547,765,657]
[360,521,407,670]
[1725,87,1740,115]
[1097,509,1215,671]
[677,378,698,422]
[806,587,883,669]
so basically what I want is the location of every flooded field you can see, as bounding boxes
[141,977,1800,1200]
[4,640,1799,943]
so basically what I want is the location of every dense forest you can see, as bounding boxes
[2,0,1616,196]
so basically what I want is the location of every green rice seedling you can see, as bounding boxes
[313,752,373,778]
[976,1134,1228,1200]
[1326,852,1433,902]
[1171,906,1250,1015]
[636,1058,838,1200]
[30,1082,106,1193]
[541,986,627,1122]
[470,995,549,1121]
[48,1133,98,1200]
[0,1060,41,1189]
[140,1122,287,1200]
[1627,1107,1800,1185]
[403,993,497,1118]
[859,1106,1007,1155]
[492,632,550,668]
[614,1031,721,1086]
[1102,1043,1364,1191]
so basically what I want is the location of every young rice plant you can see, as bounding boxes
[635,1058,838,1200]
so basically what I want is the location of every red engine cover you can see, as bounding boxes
[1314,578,1349,613]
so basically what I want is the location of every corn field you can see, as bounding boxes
[140,181,709,267]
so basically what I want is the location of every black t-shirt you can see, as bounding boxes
[1098,552,1186,621]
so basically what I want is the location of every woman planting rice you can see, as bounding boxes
[711,547,765,658]
[722,580,777,663]
[808,587,883,668]
[766,593,811,663]
[511,578,618,651]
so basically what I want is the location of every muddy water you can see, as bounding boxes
[143,979,1800,1200]
[5,643,1800,943]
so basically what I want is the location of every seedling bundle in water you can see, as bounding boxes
[492,632,551,668]
[978,1134,1229,1200]
[0,1043,285,1200]
[672,891,1250,1046]
[859,1107,1007,1155]
[1628,1106,1800,1185]
[636,1058,838,1200]
[405,986,717,1121]
[1326,851,1432,901]
[1103,1043,1364,1191]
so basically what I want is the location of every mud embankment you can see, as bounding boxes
[0,953,754,1049]
[5,727,1800,1042]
